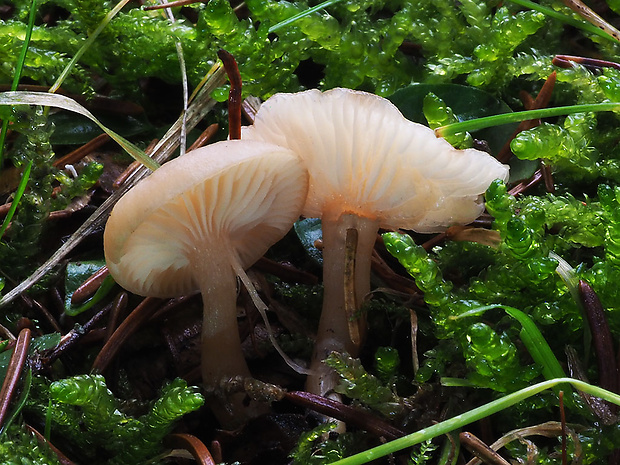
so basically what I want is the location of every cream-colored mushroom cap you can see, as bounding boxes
[104,140,308,298]
[242,88,510,233]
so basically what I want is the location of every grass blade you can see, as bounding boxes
[0,160,32,240]
[329,378,620,465]
[0,64,225,309]
[0,0,39,167]
[435,102,620,138]
[502,306,567,380]
[0,91,159,171]
[269,0,345,33]
[453,304,566,381]
[48,0,132,94]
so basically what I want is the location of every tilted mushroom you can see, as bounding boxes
[104,139,308,424]
[242,88,510,396]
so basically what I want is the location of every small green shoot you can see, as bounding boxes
[42,375,204,463]
[409,439,438,465]
[423,92,472,148]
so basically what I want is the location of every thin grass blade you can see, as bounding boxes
[0,91,159,170]
[0,0,39,167]
[435,102,620,138]
[328,378,620,465]
[0,159,32,239]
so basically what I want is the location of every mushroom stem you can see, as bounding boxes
[306,213,380,397]
[193,245,258,425]
[195,246,250,384]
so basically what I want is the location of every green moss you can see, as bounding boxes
[26,375,204,464]
[0,423,62,465]
[290,422,366,465]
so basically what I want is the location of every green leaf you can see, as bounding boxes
[388,83,515,153]
[64,260,105,304]
[502,306,566,381]
[294,218,323,265]
[506,158,539,182]
[64,260,115,317]
[454,304,566,382]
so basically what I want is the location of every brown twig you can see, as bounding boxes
[217,49,242,140]
[508,169,544,196]
[53,134,111,168]
[188,123,220,152]
[30,298,62,333]
[284,390,404,440]
[541,160,555,194]
[210,441,223,464]
[164,433,217,465]
[578,280,619,396]
[39,303,113,370]
[71,265,110,306]
[370,248,419,296]
[112,139,159,189]
[559,391,567,465]
[0,328,31,429]
[553,54,620,71]
[565,345,617,424]
[410,309,419,374]
[254,256,319,285]
[26,425,76,465]
[104,291,129,342]
[460,432,511,465]
[92,297,163,373]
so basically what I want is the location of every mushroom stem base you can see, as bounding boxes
[306,213,379,397]
[195,246,265,427]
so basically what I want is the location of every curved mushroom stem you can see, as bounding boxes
[306,213,380,397]
[193,245,264,427]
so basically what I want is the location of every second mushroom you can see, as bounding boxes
[242,88,510,397]
[104,139,308,425]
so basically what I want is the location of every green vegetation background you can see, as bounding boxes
[3,0,620,463]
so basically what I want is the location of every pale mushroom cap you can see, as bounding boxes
[242,88,510,233]
[104,140,308,297]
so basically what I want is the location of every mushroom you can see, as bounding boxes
[242,88,510,396]
[103,139,308,424]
